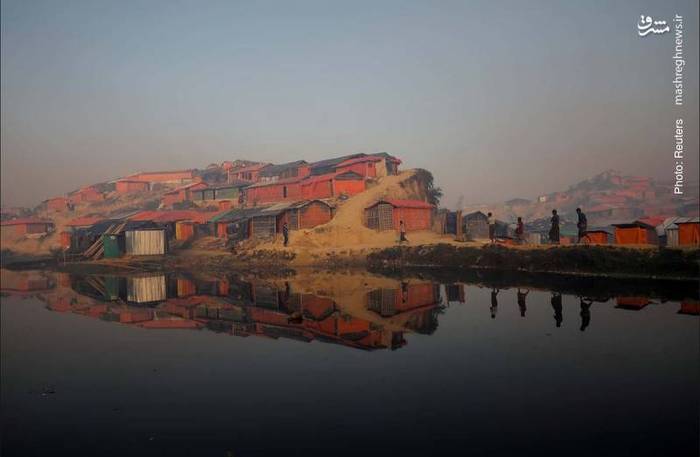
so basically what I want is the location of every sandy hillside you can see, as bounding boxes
[254,169,457,257]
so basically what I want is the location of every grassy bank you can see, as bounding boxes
[367,244,700,281]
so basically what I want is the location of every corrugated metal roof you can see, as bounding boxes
[611,220,656,229]
[211,207,269,223]
[246,176,304,188]
[130,210,224,224]
[258,160,308,177]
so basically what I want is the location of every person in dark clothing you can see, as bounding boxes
[551,292,563,327]
[399,220,408,243]
[517,288,529,317]
[282,222,289,247]
[487,212,496,243]
[515,217,525,244]
[490,288,499,319]
[579,297,592,331]
[576,208,588,243]
[549,209,560,244]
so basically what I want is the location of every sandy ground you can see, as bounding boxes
[243,169,476,264]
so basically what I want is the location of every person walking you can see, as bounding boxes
[576,208,588,243]
[551,292,563,327]
[517,288,529,317]
[549,209,560,244]
[487,212,496,243]
[490,288,499,319]
[579,297,593,331]
[515,217,525,244]
[399,220,408,244]
[282,222,289,247]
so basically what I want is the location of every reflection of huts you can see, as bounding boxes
[615,297,650,310]
[612,221,658,245]
[445,284,465,303]
[678,301,700,315]
[126,275,167,304]
[0,218,54,237]
[366,283,440,317]
[0,270,54,293]
[364,199,434,231]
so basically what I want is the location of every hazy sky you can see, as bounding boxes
[2,0,698,208]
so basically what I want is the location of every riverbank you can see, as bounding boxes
[367,244,699,281]
[2,243,698,282]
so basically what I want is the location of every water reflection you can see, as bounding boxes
[2,268,698,353]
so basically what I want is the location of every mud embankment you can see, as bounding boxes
[367,244,700,281]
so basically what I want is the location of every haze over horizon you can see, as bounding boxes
[2,0,698,209]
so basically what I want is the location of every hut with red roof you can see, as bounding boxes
[364,199,434,232]
[335,153,401,177]
[69,186,104,204]
[245,177,303,205]
[161,181,208,207]
[300,171,365,199]
[229,163,270,182]
[1,218,55,237]
[45,197,71,212]
[115,179,149,193]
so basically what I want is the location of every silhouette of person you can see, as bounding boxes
[549,210,560,244]
[490,288,499,319]
[579,297,592,331]
[282,222,290,246]
[517,288,529,317]
[551,292,563,327]
[576,208,588,243]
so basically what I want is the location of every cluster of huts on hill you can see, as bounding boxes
[1,152,446,258]
[2,151,700,256]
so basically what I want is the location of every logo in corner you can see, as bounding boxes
[637,15,669,36]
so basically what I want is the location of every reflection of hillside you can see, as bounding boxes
[0,269,55,295]
[3,271,441,351]
[3,269,696,351]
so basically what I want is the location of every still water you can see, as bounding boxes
[1,268,698,456]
